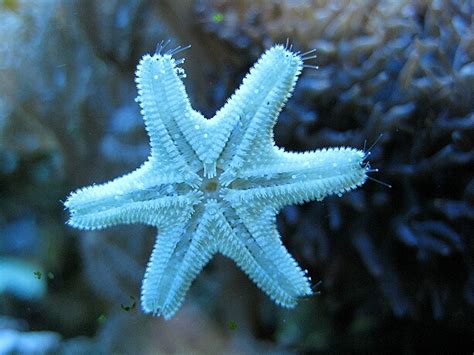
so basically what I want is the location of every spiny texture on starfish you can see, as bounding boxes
[65,43,368,319]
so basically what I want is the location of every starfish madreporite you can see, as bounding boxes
[65,43,368,319]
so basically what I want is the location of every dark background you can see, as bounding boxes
[1,0,473,353]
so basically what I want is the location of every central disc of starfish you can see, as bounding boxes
[65,43,368,320]
[200,176,220,198]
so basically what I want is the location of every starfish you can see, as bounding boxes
[65,43,368,319]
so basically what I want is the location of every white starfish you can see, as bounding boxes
[65,43,368,319]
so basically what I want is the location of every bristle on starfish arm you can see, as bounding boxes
[217,208,312,306]
[136,53,204,181]
[217,45,303,184]
[142,200,219,319]
[224,147,367,208]
[65,165,201,230]
[141,226,211,319]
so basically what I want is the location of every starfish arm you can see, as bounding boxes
[216,206,312,307]
[216,45,303,185]
[224,147,368,209]
[65,162,201,230]
[142,201,219,319]
[136,53,203,181]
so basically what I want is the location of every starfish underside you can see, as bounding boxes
[65,44,368,319]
